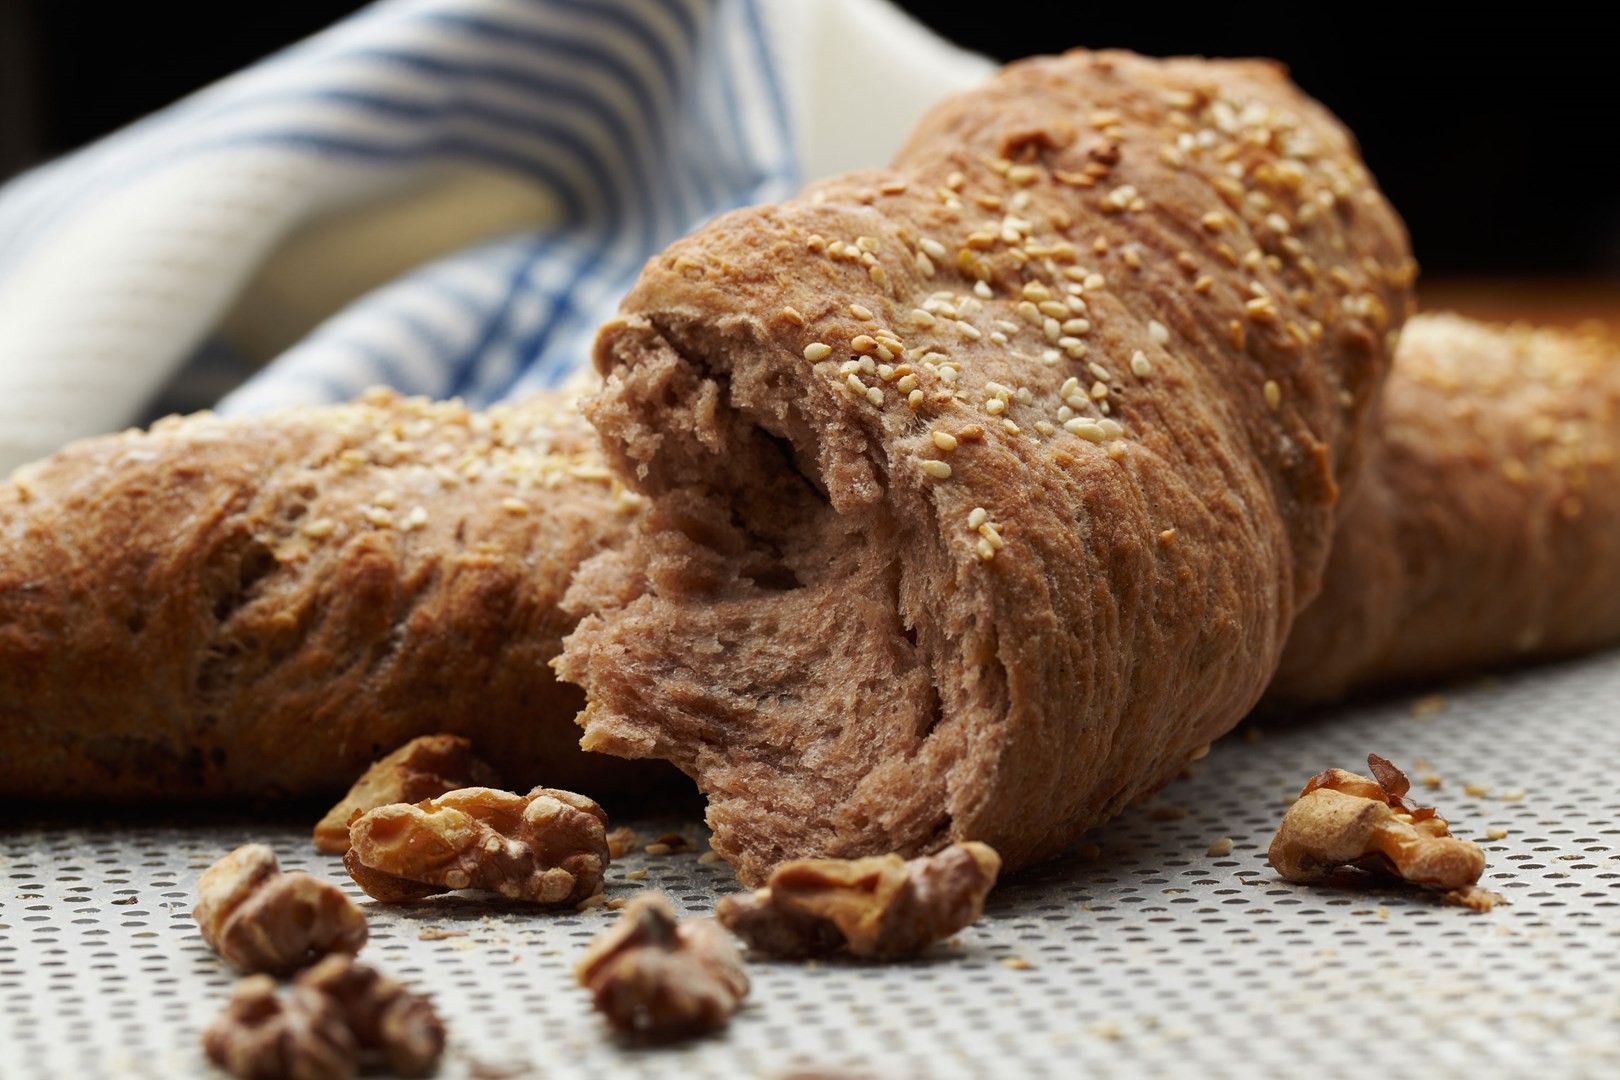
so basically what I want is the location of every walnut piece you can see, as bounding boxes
[313,735,502,854]
[194,844,368,974]
[294,955,445,1078]
[575,894,749,1041]
[1268,754,1487,891]
[715,842,1002,959]
[203,958,444,1080]
[344,786,609,905]
[202,974,357,1080]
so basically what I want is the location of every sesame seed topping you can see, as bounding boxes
[919,237,947,259]
[851,335,878,354]
[502,497,531,515]
[402,506,429,531]
[364,506,393,528]
[849,303,874,320]
[957,322,983,340]
[866,386,885,406]
[1131,351,1152,377]
[974,280,993,299]
[1264,380,1281,409]
[1083,273,1106,291]
[1148,320,1169,344]
[1090,381,1109,400]
[781,306,805,326]
[846,373,867,395]
[907,389,925,409]
[967,507,988,528]
[921,460,953,479]
[804,342,832,361]
[915,251,935,277]
[1065,419,1106,442]
[932,430,958,451]
[301,518,336,538]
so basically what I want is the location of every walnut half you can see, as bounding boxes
[1268,754,1487,891]
[344,786,609,905]
[313,734,502,854]
[715,842,1003,959]
[203,957,444,1080]
[194,844,368,974]
[575,894,749,1042]
[202,974,356,1080]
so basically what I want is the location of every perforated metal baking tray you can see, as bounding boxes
[5,650,1620,1079]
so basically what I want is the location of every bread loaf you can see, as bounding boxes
[0,387,665,799]
[1272,314,1620,699]
[556,50,1414,883]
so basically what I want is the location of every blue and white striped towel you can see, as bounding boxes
[0,0,990,473]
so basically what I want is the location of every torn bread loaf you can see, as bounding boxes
[0,386,663,799]
[557,50,1415,884]
[1271,314,1620,700]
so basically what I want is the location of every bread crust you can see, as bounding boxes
[558,50,1413,882]
[0,388,662,799]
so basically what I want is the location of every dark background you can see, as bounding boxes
[2,1,1618,278]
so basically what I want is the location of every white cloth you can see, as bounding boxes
[0,0,990,474]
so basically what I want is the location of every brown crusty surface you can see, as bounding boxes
[1271,314,1620,700]
[0,386,662,799]
[557,49,1414,884]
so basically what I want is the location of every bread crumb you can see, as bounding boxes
[1410,694,1447,718]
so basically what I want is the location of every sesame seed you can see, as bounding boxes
[1264,380,1281,410]
[910,309,937,328]
[896,374,919,393]
[1097,419,1124,439]
[1090,381,1109,400]
[1062,318,1090,335]
[1065,419,1106,441]
[977,537,996,561]
[403,506,429,531]
[851,334,878,354]
[301,518,337,538]
[502,497,531,515]
[804,342,831,361]
[781,306,806,326]
[1038,300,1070,319]
[907,389,925,409]
[1148,320,1169,345]
[1083,273,1106,291]
[967,507,988,528]
[1034,420,1055,435]
[974,280,993,299]
[1044,317,1062,342]
[869,265,888,289]
[866,386,885,406]
[946,171,965,190]
[1007,164,1039,185]
[846,373,866,395]
[806,234,826,252]
[1088,362,1113,382]
[364,507,393,528]
[933,430,958,451]
[915,251,935,277]
[849,303,874,320]
[921,460,952,479]
[1018,301,1043,326]
[1486,828,1509,841]
[985,398,1006,416]
[919,238,947,259]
